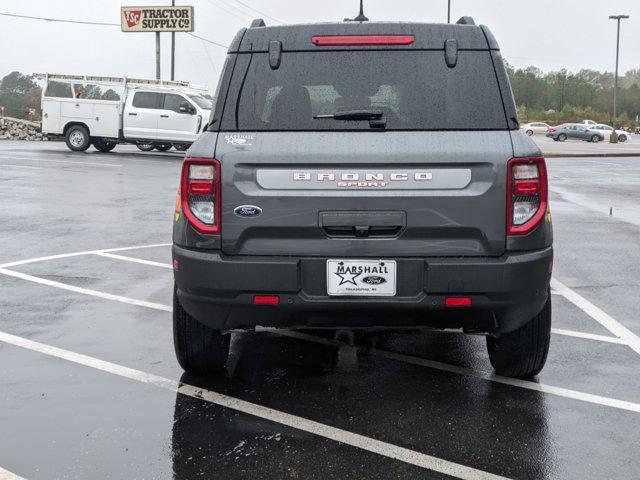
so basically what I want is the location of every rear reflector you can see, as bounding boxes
[445,297,472,307]
[312,35,415,46]
[514,179,541,195]
[253,295,280,305]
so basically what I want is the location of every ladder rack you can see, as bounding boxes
[33,73,207,92]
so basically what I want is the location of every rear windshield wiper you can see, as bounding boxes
[314,109,386,129]
[314,110,384,121]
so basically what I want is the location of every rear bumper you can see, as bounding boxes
[173,245,553,334]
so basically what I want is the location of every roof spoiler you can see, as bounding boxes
[455,16,476,26]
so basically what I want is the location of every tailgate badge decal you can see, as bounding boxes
[234,205,262,218]
[225,134,254,146]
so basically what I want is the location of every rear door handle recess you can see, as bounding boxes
[319,211,406,238]
[128,112,137,116]
[160,114,169,118]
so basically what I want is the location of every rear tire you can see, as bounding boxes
[65,125,91,152]
[173,285,230,374]
[557,133,567,142]
[619,134,627,143]
[590,134,600,143]
[136,143,155,152]
[486,291,551,378]
[526,129,534,136]
[174,143,190,152]
[155,143,173,152]
[93,139,117,152]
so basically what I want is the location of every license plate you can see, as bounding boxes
[326,259,396,297]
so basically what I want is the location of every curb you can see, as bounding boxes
[544,152,640,158]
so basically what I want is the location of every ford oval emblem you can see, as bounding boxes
[362,276,386,285]
[234,205,262,218]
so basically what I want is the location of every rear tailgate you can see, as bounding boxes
[218,131,510,257]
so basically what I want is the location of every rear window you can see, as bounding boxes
[132,92,161,109]
[226,50,507,131]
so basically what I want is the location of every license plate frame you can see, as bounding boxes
[326,259,397,297]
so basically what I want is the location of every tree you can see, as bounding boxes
[0,72,42,119]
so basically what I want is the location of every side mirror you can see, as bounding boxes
[179,101,195,114]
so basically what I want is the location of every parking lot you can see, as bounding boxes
[533,134,640,157]
[1,140,640,479]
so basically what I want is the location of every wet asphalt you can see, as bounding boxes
[1,140,639,479]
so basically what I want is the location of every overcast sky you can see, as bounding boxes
[1,0,639,93]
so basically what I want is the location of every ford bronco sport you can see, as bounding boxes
[172,17,553,379]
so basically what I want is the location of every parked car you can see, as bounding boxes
[581,119,597,126]
[546,123,605,142]
[587,124,629,142]
[521,122,550,136]
[172,16,553,379]
[36,73,212,152]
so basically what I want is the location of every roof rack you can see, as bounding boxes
[250,18,266,28]
[455,16,476,26]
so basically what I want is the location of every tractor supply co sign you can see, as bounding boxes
[121,6,194,32]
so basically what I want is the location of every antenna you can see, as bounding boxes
[344,0,369,22]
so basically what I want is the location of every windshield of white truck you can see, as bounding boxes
[188,95,212,110]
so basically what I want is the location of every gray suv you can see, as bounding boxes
[172,17,553,378]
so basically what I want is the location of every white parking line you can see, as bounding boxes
[273,330,640,414]
[552,278,640,356]
[0,467,26,480]
[1,267,638,415]
[0,330,509,480]
[0,164,45,170]
[0,268,171,312]
[93,252,173,269]
[0,154,121,168]
[0,243,171,269]
[550,328,626,344]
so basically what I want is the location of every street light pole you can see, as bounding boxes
[609,14,629,139]
[171,0,176,80]
[447,0,451,23]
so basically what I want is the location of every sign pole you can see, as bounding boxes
[171,0,176,80]
[155,31,161,80]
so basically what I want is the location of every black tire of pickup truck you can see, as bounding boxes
[486,291,551,379]
[173,285,230,373]
[93,140,117,152]
[65,125,91,152]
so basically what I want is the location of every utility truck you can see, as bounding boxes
[35,73,212,152]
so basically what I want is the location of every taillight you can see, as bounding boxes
[180,158,221,235]
[312,35,415,46]
[549,128,556,132]
[507,157,548,236]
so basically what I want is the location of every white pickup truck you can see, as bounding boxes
[35,73,212,152]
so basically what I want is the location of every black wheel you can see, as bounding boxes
[619,135,627,143]
[486,291,551,378]
[65,125,90,151]
[552,137,559,142]
[174,143,190,152]
[155,143,173,152]
[590,135,600,143]
[526,129,534,136]
[173,285,230,374]
[93,139,117,152]
[136,143,155,152]
[557,133,567,142]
